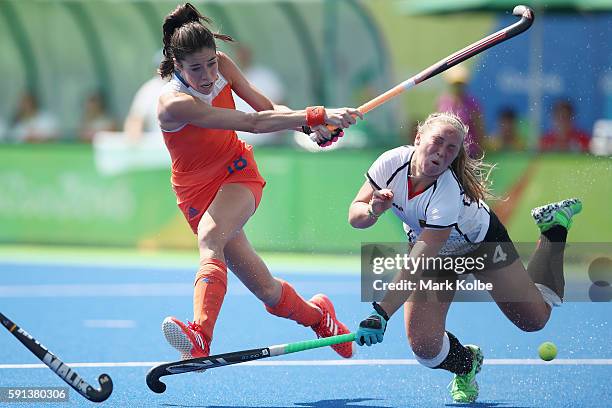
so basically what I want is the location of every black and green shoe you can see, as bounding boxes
[531,198,582,232]
[448,345,484,403]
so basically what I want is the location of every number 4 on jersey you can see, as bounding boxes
[493,245,507,264]
[493,244,508,263]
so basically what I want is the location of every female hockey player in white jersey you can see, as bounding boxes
[348,112,582,403]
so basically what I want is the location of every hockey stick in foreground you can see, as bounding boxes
[146,332,356,393]
[0,312,113,403]
[308,4,535,143]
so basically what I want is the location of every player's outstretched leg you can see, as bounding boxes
[309,294,355,358]
[161,258,227,360]
[264,279,354,358]
[162,317,210,360]
[528,198,582,305]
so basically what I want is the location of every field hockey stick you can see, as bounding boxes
[305,4,534,145]
[0,312,113,403]
[146,332,356,393]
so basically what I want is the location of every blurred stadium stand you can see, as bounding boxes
[0,0,397,144]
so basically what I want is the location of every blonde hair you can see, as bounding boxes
[416,112,495,202]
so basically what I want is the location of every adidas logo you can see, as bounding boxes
[324,313,339,336]
[188,207,199,219]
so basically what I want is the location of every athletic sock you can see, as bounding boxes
[265,279,322,327]
[432,332,474,375]
[193,258,228,344]
[527,225,567,305]
[542,225,568,243]
[414,331,450,368]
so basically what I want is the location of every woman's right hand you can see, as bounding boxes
[324,107,362,129]
[370,188,394,216]
[308,107,362,147]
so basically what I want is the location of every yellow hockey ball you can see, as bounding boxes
[538,341,557,361]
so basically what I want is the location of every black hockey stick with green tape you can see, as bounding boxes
[146,333,355,393]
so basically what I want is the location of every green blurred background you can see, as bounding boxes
[0,0,610,256]
[1,145,610,253]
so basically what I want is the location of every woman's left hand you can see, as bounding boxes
[370,188,394,216]
[309,125,343,147]
[355,304,389,346]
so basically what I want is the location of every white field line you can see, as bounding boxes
[1,358,611,370]
[0,258,358,276]
[0,282,358,297]
[0,283,193,297]
[82,320,136,329]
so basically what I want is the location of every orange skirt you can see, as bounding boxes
[173,146,266,234]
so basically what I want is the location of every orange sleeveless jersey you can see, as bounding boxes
[161,74,266,234]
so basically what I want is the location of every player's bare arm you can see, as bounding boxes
[159,90,307,133]
[349,181,394,229]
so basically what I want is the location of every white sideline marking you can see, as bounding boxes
[83,320,136,329]
[0,283,193,297]
[1,358,611,369]
[0,282,357,297]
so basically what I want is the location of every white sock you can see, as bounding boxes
[414,332,450,368]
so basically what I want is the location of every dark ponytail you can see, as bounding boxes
[159,2,233,78]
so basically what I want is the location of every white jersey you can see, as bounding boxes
[159,73,230,133]
[162,72,229,105]
[366,145,490,255]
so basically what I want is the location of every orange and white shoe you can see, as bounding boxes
[309,294,355,358]
[162,316,209,360]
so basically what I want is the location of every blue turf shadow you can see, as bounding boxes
[295,399,392,408]
[445,401,532,408]
[161,398,393,408]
